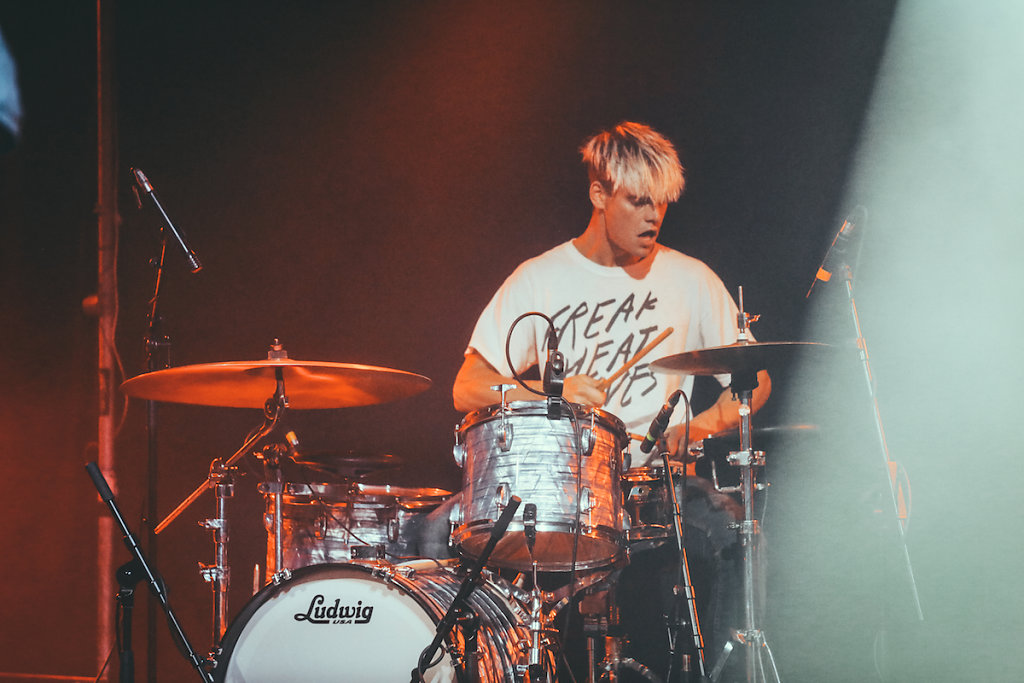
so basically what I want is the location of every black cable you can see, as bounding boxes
[504,310,559,397]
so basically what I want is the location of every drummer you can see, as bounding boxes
[432,120,771,660]
[454,120,770,468]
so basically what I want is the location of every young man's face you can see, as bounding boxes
[600,185,669,265]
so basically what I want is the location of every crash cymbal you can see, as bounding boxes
[650,341,830,375]
[120,359,431,409]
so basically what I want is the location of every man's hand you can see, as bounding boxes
[454,352,609,412]
[563,374,607,407]
[662,423,711,460]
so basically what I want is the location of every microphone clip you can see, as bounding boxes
[542,323,565,420]
[543,348,565,420]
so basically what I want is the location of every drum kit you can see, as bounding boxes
[113,332,826,683]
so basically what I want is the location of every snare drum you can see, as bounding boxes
[452,401,628,571]
[263,482,450,574]
[213,562,541,682]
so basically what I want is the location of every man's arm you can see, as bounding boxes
[453,351,607,413]
[664,369,772,455]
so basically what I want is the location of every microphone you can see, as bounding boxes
[639,390,682,454]
[806,206,866,298]
[131,167,203,273]
[523,503,537,555]
[542,326,565,420]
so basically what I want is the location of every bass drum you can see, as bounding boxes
[213,562,539,683]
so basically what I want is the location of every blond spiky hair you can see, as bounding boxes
[580,121,685,205]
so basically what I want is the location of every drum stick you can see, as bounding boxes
[597,326,674,391]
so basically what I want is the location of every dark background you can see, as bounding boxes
[3,1,1021,681]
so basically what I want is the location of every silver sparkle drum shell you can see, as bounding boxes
[262,483,450,574]
[213,562,533,683]
[452,401,628,571]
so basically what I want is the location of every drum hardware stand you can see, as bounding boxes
[520,503,553,683]
[255,443,288,580]
[86,462,215,683]
[578,588,662,683]
[708,297,780,683]
[412,496,523,683]
[198,457,236,642]
[153,341,293,650]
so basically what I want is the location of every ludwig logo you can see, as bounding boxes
[294,595,374,625]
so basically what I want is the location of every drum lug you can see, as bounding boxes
[495,482,511,512]
[388,517,399,543]
[451,497,463,526]
[198,562,228,584]
[390,564,413,579]
[580,487,596,525]
[627,484,652,504]
[579,426,595,456]
[453,420,467,466]
[497,422,514,452]
[493,394,515,451]
[270,567,292,585]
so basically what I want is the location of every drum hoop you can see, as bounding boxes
[356,484,452,502]
[276,482,401,506]
[458,400,627,441]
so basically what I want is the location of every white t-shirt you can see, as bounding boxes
[466,240,744,466]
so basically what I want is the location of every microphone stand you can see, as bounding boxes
[662,451,707,681]
[86,462,214,683]
[115,561,142,683]
[411,496,523,683]
[142,222,172,681]
[838,265,924,621]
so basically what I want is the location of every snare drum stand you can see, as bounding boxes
[707,367,780,683]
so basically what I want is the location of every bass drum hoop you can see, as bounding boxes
[212,562,532,683]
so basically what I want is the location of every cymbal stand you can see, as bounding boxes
[255,443,288,581]
[709,297,780,683]
[198,458,235,642]
[154,346,291,650]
